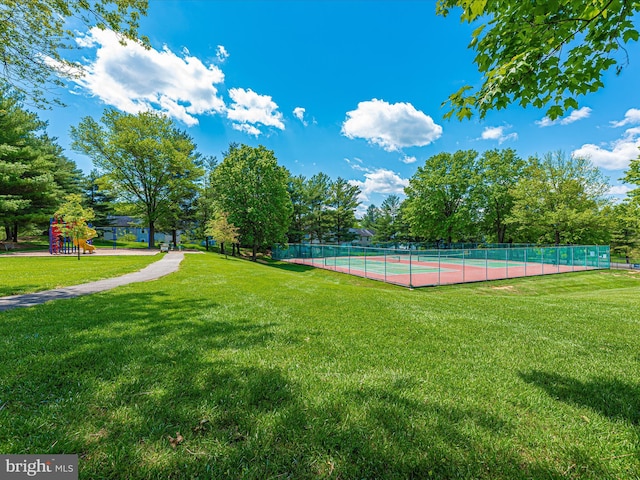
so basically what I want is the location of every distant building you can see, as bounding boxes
[349,228,375,246]
[96,216,183,245]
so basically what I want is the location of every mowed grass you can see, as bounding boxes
[0,254,638,479]
[0,255,159,296]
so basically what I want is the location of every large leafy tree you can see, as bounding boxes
[0,0,148,106]
[0,88,81,241]
[476,148,525,243]
[211,144,292,261]
[328,177,360,243]
[507,152,611,245]
[71,109,203,249]
[404,150,479,244]
[437,0,640,120]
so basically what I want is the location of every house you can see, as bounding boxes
[349,228,375,246]
[96,216,183,245]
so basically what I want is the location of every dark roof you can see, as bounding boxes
[101,216,143,228]
[349,228,375,237]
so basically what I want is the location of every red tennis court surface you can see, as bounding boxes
[282,255,600,288]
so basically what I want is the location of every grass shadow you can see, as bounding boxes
[520,370,640,425]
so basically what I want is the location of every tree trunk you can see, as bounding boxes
[148,221,156,249]
[252,243,257,261]
[172,229,177,246]
[555,230,560,246]
[220,242,225,255]
[11,222,18,243]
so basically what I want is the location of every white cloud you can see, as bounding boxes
[68,28,226,126]
[480,126,517,143]
[216,45,229,62]
[293,107,308,126]
[561,107,592,125]
[572,127,640,170]
[349,168,409,202]
[536,107,592,127]
[341,99,442,152]
[232,123,262,137]
[401,155,417,164]
[226,88,285,135]
[608,185,632,196]
[611,108,640,127]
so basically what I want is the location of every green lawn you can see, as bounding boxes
[0,255,159,296]
[0,254,638,479]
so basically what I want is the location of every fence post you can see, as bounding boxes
[384,249,387,283]
[485,248,488,281]
[542,248,545,275]
[409,250,413,288]
[438,249,441,286]
[506,247,509,278]
[462,249,465,283]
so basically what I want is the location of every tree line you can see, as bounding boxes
[2,89,639,260]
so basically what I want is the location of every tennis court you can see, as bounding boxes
[272,244,610,288]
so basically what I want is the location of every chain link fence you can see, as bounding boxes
[272,244,610,288]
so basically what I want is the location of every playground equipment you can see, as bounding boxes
[49,217,97,255]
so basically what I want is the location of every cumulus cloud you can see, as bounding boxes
[572,127,640,170]
[349,167,409,202]
[480,126,518,143]
[341,99,442,152]
[216,45,229,62]
[226,88,285,135]
[401,155,417,164]
[611,108,640,127]
[67,28,225,126]
[536,107,592,127]
[293,107,308,126]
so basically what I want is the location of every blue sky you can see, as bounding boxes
[41,0,640,214]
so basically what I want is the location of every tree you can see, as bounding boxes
[211,144,292,261]
[404,150,479,245]
[475,149,525,243]
[305,172,332,243]
[71,109,204,249]
[328,177,360,243]
[437,1,640,120]
[0,88,81,241]
[507,152,611,245]
[623,155,640,201]
[610,200,640,261]
[82,169,116,226]
[193,156,218,250]
[360,204,380,231]
[372,194,402,243]
[54,194,96,260]
[205,211,240,259]
[287,175,309,243]
[0,0,148,106]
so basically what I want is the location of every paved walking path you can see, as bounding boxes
[0,252,185,312]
